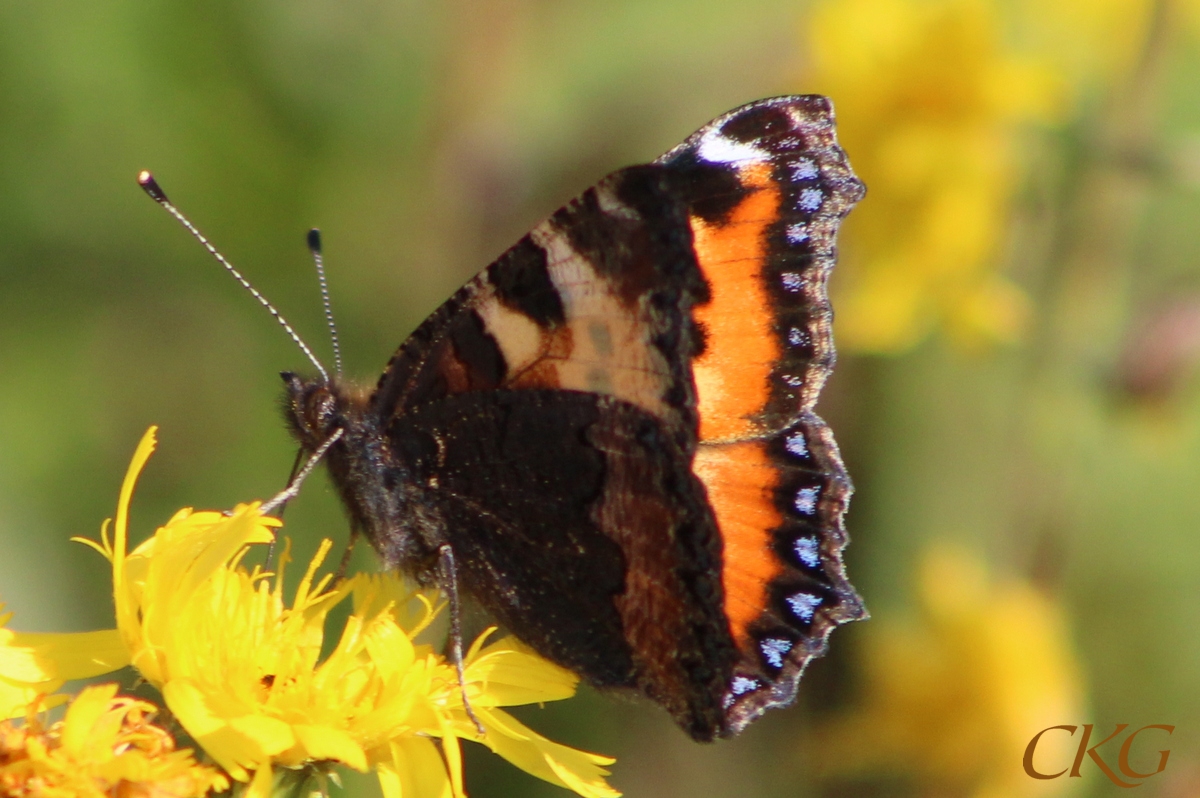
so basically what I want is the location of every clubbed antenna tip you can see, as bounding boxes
[137,170,169,203]
[307,228,322,255]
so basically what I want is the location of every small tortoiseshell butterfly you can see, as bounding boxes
[146,95,866,741]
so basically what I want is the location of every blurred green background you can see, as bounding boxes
[2,0,1200,796]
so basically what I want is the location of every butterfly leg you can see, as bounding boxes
[439,543,486,737]
[333,528,358,582]
[264,446,308,569]
[261,428,344,516]
[260,430,344,573]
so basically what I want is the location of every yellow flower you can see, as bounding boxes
[810,545,1086,798]
[1,605,128,720]
[0,682,227,798]
[801,0,1059,352]
[75,427,620,798]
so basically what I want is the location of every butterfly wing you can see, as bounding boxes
[370,163,708,448]
[371,95,866,737]
[654,95,867,733]
[387,389,735,740]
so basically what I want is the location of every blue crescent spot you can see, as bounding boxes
[794,486,819,515]
[797,188,824,212]
[760,637,794,669]
[786,592,822,622]
[793,536,820,568]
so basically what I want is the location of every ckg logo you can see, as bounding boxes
[1024,724,1174,788]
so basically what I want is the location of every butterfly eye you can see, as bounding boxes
[303,390,336,429]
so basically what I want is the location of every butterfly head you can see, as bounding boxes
[279,369,427,572]
[281,371,345,452]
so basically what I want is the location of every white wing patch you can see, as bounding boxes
[522,223,672,419]
[476,297,543,372]
[697,128,770,165]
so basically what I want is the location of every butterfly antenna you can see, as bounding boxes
[137,170,330,384]
[306,228,342,377]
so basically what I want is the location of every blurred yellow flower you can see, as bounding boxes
[810,545,1086,798]
[1015,0,1155,84]
[803,0,1059,352]
[0,682,227,798]
[72,426,620,798]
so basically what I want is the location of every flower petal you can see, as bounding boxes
[59,682,121,756]
[246,763,276,798]
[377,736,453,798]
[0,636,56,683]
[163,677,293,780]
[12,629,130,680]
[466,637,578,706]
[476,708,620,798]
[291,724,368,771]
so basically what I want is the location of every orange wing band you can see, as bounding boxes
[692,440,783,652]
[690,164,781,443]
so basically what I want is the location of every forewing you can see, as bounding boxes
[370,165,708,446]
[656,94,864,442]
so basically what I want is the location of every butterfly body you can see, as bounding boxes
[283,96,866,741]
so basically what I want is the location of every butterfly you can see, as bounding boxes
[146,95,866,742]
